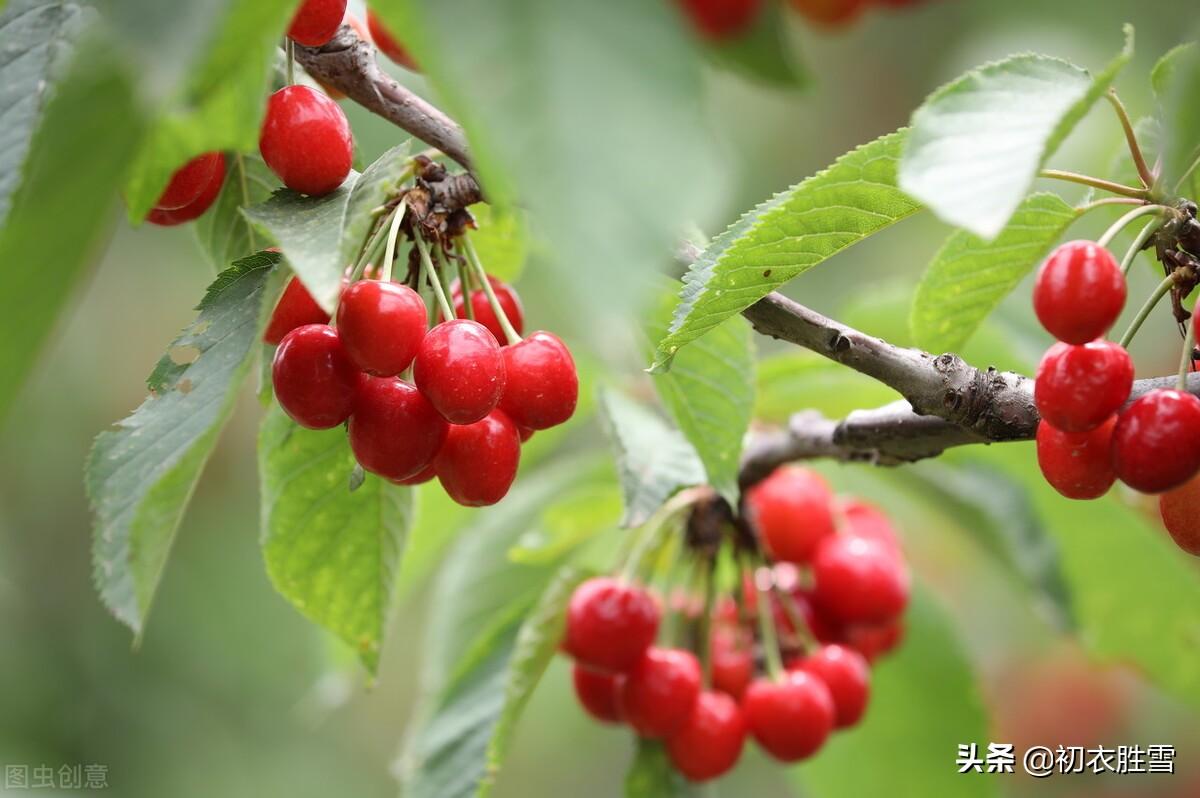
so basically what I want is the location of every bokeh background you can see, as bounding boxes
[2,0,1199,796]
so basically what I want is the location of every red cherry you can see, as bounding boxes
[843,619,905,662]
[336,279,428,376]
[517,424,534,442]
[288,0,347,47]
[145,155,226,226]
[787,0,866,27]
[741,671,835,762]
[367,10,419,71]
[390,462,435,486]
[259,85,353,196]
[676,0,761,40]
[666,691,747,782]
[812,535,909,625]
[449,276,525,345]
[794,644,870,728]
[710,627,753,700]
[434,409,521,506]
[1036,416,1117,500]
[498,331,578,430]
[348,376,447,480]
[564,577,659,673]
[791,590,844,644]
[839,498,901,555]
[1034,340,1133,432]
[414,319,506,424]
[264,275,331,345]
[572,664,624,724]
[1112,389,1200,493]
[746,466,836,564]
[619,647,702,738]
[1159,474,1200,556]
[1033,240,1126,344]
[153,151,223,210]
[271,324,358,429]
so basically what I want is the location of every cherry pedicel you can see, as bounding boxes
[367,10,420,71]
[564,577,659,673]
[264,275,331,345]
[793,644,870,729]
[812,534,909,625]
[260,85,354,196]
[666,691,747,782]
[1033,240,1126,345]
[287,0,347,47]
[414,319,506,424]
[1158,474,1200,557]
[153,152,224,211]
[677,0,762,41]
[336,279,428,376]
[745,466,836,564]
[1034,340,1133,433]
[619,647,702,738]
[348,376,447,481]
[742,671,835,762]
[572,664,624,724]
[1036,417,1117,500]
[434,409,521,506]
[498,331,579,430]
[271,324,358,429]
[145,155,226,226]
[450,275,525,345]
[1112,389,1200,493]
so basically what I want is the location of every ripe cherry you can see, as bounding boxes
[1034,340,1133,432]
[812,534,909,625]
[572,664,624,724]
[390,462,436,486]
[564,577,659,673]
[498,331,578,430]
[741,671,835,762]
[336,279,427,376]
[1036,416,1117,500]
[677,0,761,40]
[271,324,358,429]
[367,10,419,71]
[414,319,506,424]
[787,0,866,27]
[839,498,901,555]
[745,466,836,564]
[348,376,447,481]
[287,0,347,46]
[153,152,224,210]
[1158,474,1200,556]
[793,644,870,728]
[710,627,753,700]
[843,618,904,662]
[264,275,330,345]
[449,275,525,345]
[146,155,226,226]
[666,691,747,782]
[619,647,702,738]
[1112,389,1200,493]
[434,409,521,506]
[260,85,353,196]
[1033,240,1126,344]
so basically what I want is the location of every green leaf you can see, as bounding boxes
[706,2,806,89]
[468,203,529,283]
[597,389,706,528]
[193,153,276,272]
[336,141,412,271]
[1154,42,1200,189]
[795,589,998,798]
[899,26,1133,238]
[508,484,623,565]
[909,193,1080,352]
[625,740,698,798]
[652,129,921,370]
[1152,42,1195,98]
[258,404,413,674]
[755,351,900,422]
[88,252,278,635]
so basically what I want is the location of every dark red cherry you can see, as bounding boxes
[260,85,353,196]
[367,10,419,71]
[449,275,525,345]
[271,324,357,429]
[619,647,702,738]
[145,155,226,226]
[336,279,428,376]
[793,644,870,729]
[288,0,347,47]
[787,0,866,27]
[264,275,330,344]
[1112,389,1200,493]
[1036,416,1117,500]
[1033,240,1126,344]
[666,691,747,782]
[153,151,224,210]
[1034,340,1133,432]
[572,664,624,724]
[741,671,835,762]
[390,462,435,486]
[1159,473,1200,556]
[498,331,578,430]
[434,409,521,506]
[347,376,447,480]
[812,534,909,625]
[414,319,505,424]
[564,577,659,673]
[746,466,836,564]
[677,0,761,40]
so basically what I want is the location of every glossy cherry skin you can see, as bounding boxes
[741,671,835,762]
[434,409,521,506]
[498,331,578,430]
[336,279,428,376]
[1034,341,1133,432]
[1033,240,1126,344]
[390,462,436,486]
[839,498,901,555]
[288,0,347,46]
[812,534,909,625]
[666,691,747,782]
[449,275,525,345]
[1036,416,1117,500]
[348,376,448,481]
[710,627,753,700]
[619,647,702,738]
[146,155,226,226]
[271,324,358,429]
[564,577,660,673]
[794,644,870,729]
[264,275,330,344]
[154,151,224,210]
[746,466,836,564]
[367,11,419,71]
[414,319,506,424]
[1112,389,1200,493]
[843,619,904,662]
[677,0,761,40]
[1159,474,1200,556]
[787,0,866,27]
[260,85,353,196]
[572,664,624,724]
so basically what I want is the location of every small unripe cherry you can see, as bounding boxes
[348,376,447,481]
[745,466,836,564]
[414,319,506,424]
[564,577,659,673]
[619,647,702,738]
[572,664,624,724]
[1112,389,1200,493]
[336,280,428,376]
[434,409,521,507]
[145,155,226,226]
[1036,416,1117,500]
[793,644,871,728]
[153,151,224,210]
[271,324,358,429]
[287,0,347,47]
[367,10,419,71]
[741,671,835,762]
[677,0,762,40]
[498,331,579,430]
[666,691,747,782]
[449,275,525,345]
[1033,240,1126,344]
[1158,474,1200,556]
[1034,341,1133,432]
[264,275,330,345]
[260,85,354,196]
[812,534,909,625]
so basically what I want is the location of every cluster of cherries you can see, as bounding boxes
[676,0,931,41]
[563,467,908,782]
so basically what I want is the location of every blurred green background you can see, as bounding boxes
[3,0,1200,796]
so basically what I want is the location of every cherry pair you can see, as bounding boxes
[145,152,227,226]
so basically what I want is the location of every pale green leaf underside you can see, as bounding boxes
[336,141,412,272]
[899,26,1132,239]
[625,740,699,798]
[258,404,413,674]
[1154,42,1200,189]
[653,129,920,370]
[910,192,1080,352]
[194,152,275,272]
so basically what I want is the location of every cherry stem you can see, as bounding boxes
[285,38,296,86]
[460,236,522,344]
[617,488,703,584]
[752,560,785,681]
[1120,218,1166,276]
[771,583,818,652]
[1076,197,1145,213]
[380,201,408,283]
[1096,204,1169,249]
[1178,314,1196,391]
[413,233,455,322]
[1119,273,1176,349]
[697,557,716,687]
[453,254,475,321]
[1040,169,1149,200]
[1105,89,1155,188]
[1173,146,1200,193]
